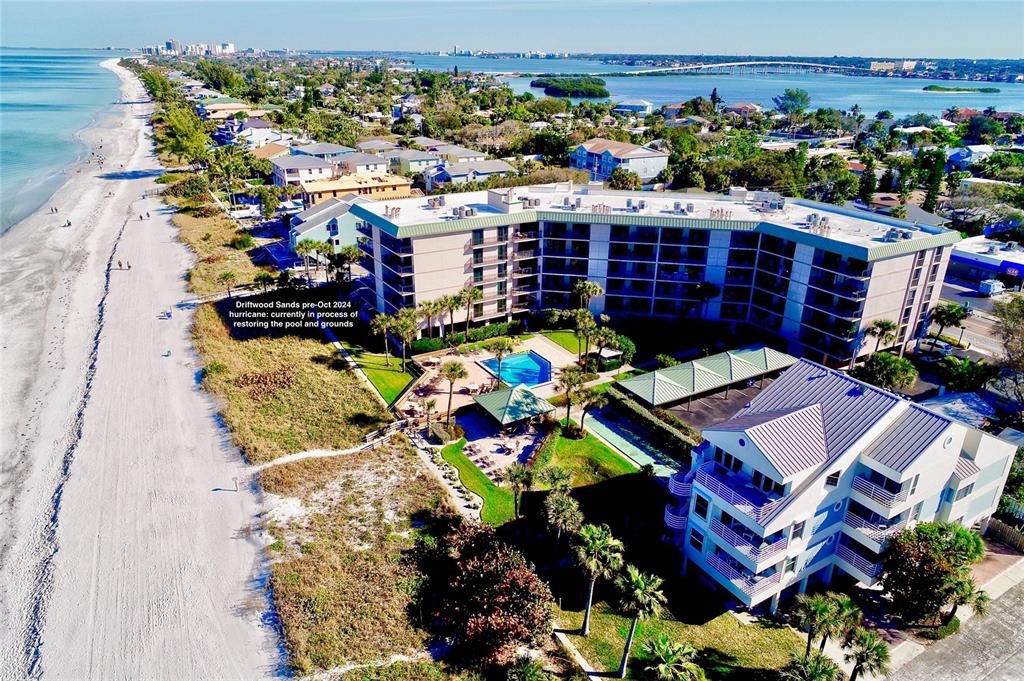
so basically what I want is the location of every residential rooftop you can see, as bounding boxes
[350,184,960,259]
[272,154,334,170]
[294,141,355,155]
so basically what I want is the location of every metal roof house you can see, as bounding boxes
[665,359,1015,613]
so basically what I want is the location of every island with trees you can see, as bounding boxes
[923,84,1001,93]
[529,75,610,98]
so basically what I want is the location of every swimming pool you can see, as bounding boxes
[479,350,552,388]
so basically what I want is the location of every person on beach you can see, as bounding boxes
[118,260,123,269]
[146,212,150,219]
[127,262,132,270]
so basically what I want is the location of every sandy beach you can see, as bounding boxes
[0,60,276,679]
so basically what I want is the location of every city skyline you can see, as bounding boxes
[2,1,1023,59]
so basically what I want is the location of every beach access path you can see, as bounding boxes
[0,60,277,679]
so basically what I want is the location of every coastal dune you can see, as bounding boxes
[0,60,275,678]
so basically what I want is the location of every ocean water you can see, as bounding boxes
[0,48,122,232]
[327,51,1024,117]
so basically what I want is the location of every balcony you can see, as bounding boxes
[705,552,783,599]
[512,267,537,278]
[664,505,688,531]
[843,510,907,544]
[852,476,909,509]
[694,462,786,525]
[710,518,790,563]
[835,543,881,579]
[470,256,508,267]
[356,222,373,237]
[668,471,693,498]
[468,236,508,248]
[513,230,539,241]
[470,273,510,286]
[513,249,539,260]
[381,260,413,276]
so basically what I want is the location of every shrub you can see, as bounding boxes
[921,616,960,640]
[430,422,465,444]
[167,174,210,199]
[412,337,448,354]
[191,204,221,218]
[230,233,255,250]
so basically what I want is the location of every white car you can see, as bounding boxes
[919,339,954,356]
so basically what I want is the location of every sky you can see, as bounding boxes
[2,1,1023,59]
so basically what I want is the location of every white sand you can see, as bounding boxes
[0,60,277,678]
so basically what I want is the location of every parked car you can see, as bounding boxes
[919,338,954,356]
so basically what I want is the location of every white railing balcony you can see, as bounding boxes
[694,463,786,525]
[705,552,782,598]
[843,511,907,543]
[710,518,790,563]
[835,543,882,578]
[852,476,909,509]
[664,505,688,531]
[668,471,694,498]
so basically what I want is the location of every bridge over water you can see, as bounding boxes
[590,61,871,76]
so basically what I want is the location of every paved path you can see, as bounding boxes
[892,579,1024,681]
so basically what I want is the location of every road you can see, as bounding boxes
[894,579,1024,681]
[941,281,998,314]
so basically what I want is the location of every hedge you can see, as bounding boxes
[411,320,524,355]
[605,383,697,465]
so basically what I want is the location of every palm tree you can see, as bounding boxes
[502,462,533,518]
[217,270,237,298]
[394,307,418,370]
[792,593,836,657]
[485,337,515,387]
[460,284,483,337]
[867,319,898,352]
[418,300,437,338]
[573,279,604,311]
[641,635,706,681]
[932,302,968,340]
[579,387,607,430]
[539,465,572,494]
[421,397,437,431]
[442,294,459,339]
[370,313,393,367]
[818,593,861,652]
[556,365,587,427]
[439,360,467,424]
[616,565,667,679]
[336,244,361,283]
[254,271,275,292]
[294,239,317,285]
[308,240,331,279]
[946,575,990,622]
[575,523,624,636]
[544,491,582,542]
[842,628,890,681]
[779,652,842,681]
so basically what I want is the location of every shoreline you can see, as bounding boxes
[0,59,276,677]
[0,51,125,234]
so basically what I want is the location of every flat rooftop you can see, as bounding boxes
[953,235,1024,267]
[352,184,959,260]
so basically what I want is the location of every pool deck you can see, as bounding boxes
[400,334,580,418]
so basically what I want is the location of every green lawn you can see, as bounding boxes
[534,421,637,488]
[544,330,582,355]
[440,440,515,525]
[340,342,415,405]
[557,601,802,680]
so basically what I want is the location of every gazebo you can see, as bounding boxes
[474,383,555,427]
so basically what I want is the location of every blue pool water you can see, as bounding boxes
[480,351,552,387]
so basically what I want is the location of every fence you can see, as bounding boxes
[986,518,1024,553]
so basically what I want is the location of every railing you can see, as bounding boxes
[469,274,510,286]
[470,256,508,266]
[843,511,907,543]
[835,544,881,578]
[705,553,782,598]
[852,476,909,509]
[710,518,790,563]
[469,236,508,248]
[664,505,688,531]
[668,471,693,497]
[513,231,539,240]
[513,250,539,260]
[694,463,786,525]
[512,267,535,277]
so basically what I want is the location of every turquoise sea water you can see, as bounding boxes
[0,48,122,232]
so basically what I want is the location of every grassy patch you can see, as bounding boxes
[440,439,515,525]
[340,342,415,405]
[266,439,449,675]
[167,195,272,296]
[193,304,391,462]
[336,661,463,680]
[543,330,582,355]
[556,601,801,680]
[534,423,637,488]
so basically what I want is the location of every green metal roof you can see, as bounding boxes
[474,384,555,426]
[617,345,799,407]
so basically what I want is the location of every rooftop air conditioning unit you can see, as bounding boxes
[674,201,682,211]
[564,197,571,206]
[438,195,446,206]
[575,198,582,208]
[626,198,633,208]
[808,213,820,225]
[686,203,694,212]
[452,207,460,216]
[900,230,913,240]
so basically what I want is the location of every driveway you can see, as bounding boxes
[893,579,1024,681]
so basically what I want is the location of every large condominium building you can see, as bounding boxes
[352,184,959,366]
[664,359,1014,612]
